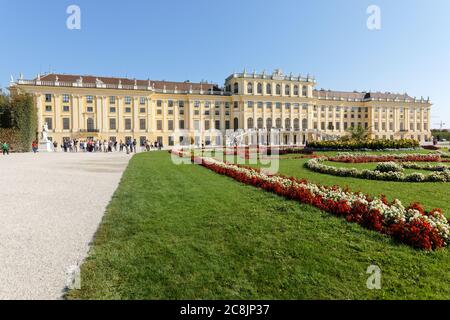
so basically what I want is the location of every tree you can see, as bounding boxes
[344,126,370,142]
[10,93,37,152]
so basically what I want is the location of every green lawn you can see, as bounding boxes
[67,151,449,300]
[251,157,450,216]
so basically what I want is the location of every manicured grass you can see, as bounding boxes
[68,151,449,300]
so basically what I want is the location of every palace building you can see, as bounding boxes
[9,69,432,146]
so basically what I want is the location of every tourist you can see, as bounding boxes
[133,139,137,153]
[32,140,38,153]
[2,142,10,155]
[53,141,58,152]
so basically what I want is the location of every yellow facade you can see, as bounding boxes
[10,70,432,146]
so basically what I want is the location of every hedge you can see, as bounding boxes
[306,139,420,151]
[0,93,37,152]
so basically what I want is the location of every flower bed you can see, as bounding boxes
[329,153,442,164]
[305,158,450,182]
[376,162,404,173]
[402,162,450,172]
[169,150,449,250]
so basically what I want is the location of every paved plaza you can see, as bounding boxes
[0,152,130,299]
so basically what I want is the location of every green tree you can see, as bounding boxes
[344,126,370,142]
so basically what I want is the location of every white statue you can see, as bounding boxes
[42,123,49,142]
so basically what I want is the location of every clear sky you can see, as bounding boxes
[1,0,449,128]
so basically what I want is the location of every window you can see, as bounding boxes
[276,84,281,95]
[139,119,146,130]
[234,117,239,130]
[168,120,174,131]
[225,120,230,130]
[247,118,254,129]
[302,86,308,97]
[109,96,116,104]
[45,118,53,130]
[62,118,70,130]
[234,82,239,94]
[157,109,162,115]
[179,101,185,108]
[257,83,263,94]
[63,95,70,103]
[86,96,94,103]
[157,120,162,130]
[45,94,52,102]
[87,107,94,113]
[266,83,272,94]
[45,105,52,112]
[125,96,131,105]
[168,100,174,107]
[285,118,291,129]
[124,119,132,130]
[302,119,308,130]
[110,107,116,113]
[205,120,210,130]
[294,85,299,95]
[266,118,272,129]
[234,102,238,109]
[179,120,185,129]
[168,136,174,146]
[276,118,282,129]
[247,83,253,94]
[86,118,95,131]
[140,97,146,105]
[157,100,162,107]
[285,85,290,95]
[258,118,264,129]
[109,118,116,130]
[140,107,146,113]
[125,107,131,113]
[63,106,70,112]
[215,120,221,130]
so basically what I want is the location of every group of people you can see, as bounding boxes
[50,138,164,154]
[2,138,165,155]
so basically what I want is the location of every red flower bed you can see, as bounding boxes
[329,154,442,163]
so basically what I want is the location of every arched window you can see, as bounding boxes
[294,85,299,96]
[234,83,239,94]
[276,84,281,95]
[247,117,254,129]
[276,118,282,129]
[266,83,272,95]
[257,83,263,94]
[257,118,263,129]
[247,82,253,94]
[266,118,272,129]
[302,119,308,130]
[87,118,95,131]
[302,85,308,97]
[285,85,290,96]
[285,118,291,129]
[294,118,300,130]
[233,117,239,131]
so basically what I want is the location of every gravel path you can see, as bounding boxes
[0,152,131,299]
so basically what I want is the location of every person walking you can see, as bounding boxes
[32,140,38,153]
[2,142,10,155]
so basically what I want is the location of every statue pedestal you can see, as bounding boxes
[38,141,53,152]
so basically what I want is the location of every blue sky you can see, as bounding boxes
[1,0,449,128]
